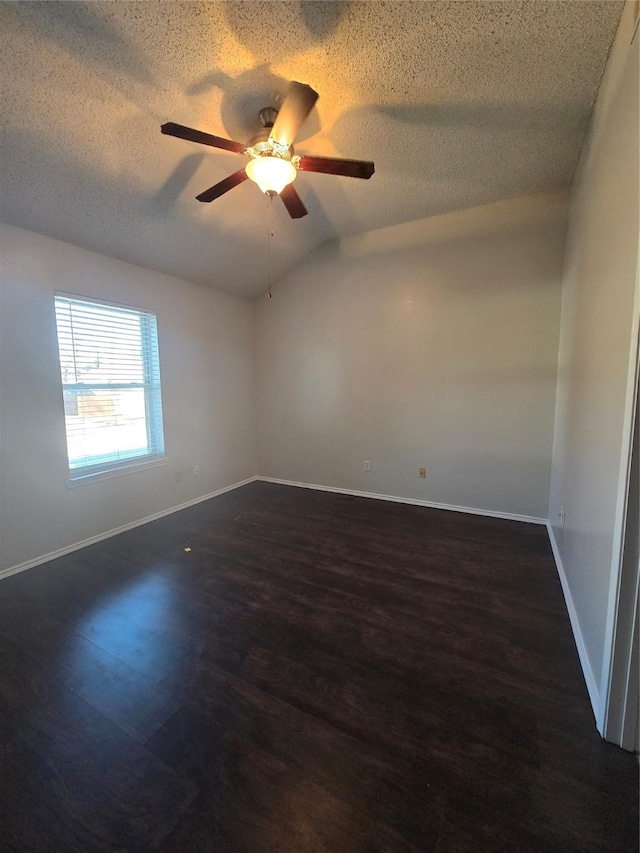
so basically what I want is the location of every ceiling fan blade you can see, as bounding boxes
[161,122,246,154]
[196,170,248,203]
[269,82,319,149]
[297,155,375,180]
[280,184,308,219]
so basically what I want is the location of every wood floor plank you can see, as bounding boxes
[238,645,542,773]
[0,641,197,849]
[148,666,446,851]
[164,533,585,699]
[0,717,128,853]
[158,733,426,853]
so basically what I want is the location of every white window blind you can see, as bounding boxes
[54,293,165,481]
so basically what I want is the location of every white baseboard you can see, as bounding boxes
[0,476,258,582]
[257,477,546,525]
[546,521,600,719]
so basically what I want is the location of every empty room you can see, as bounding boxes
[0,1,638,851]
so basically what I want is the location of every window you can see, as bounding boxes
[54,293,165,483]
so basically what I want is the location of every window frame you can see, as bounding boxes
[54,291,166,486]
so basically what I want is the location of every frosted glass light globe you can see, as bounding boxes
[246,156,296,196]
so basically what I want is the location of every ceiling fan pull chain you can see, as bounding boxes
[267,195,274,298]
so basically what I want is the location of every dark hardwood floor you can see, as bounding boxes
[1,481,637,852]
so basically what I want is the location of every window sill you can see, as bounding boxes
[66,456,167,488]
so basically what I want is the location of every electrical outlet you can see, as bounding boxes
[364,460,371,472]
[419,467,426,479]
[193,465,200,477]
[560,506,566,530]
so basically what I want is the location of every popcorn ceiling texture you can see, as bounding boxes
[0,1,624,299]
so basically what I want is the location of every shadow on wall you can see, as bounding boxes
[4,1,155,113]
[224,0,350,61]
[185,64,322,144]
[338,191,569,262]
[143,152,205,215]
[1,126,259,295]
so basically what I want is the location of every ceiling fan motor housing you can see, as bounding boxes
[258,107,278,129]
[248,108,293,160]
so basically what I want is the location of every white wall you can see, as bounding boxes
[254,192,567,519]
[0,224,256,573]
[548,1,639,701]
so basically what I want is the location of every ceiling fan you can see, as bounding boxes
[161,81,375,219]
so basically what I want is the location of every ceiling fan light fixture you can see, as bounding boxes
[161,81,373,219]
[246,155,296,196]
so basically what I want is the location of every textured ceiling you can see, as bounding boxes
[0,1,623,299]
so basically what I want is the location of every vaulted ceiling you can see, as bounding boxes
[0,1,623,298]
